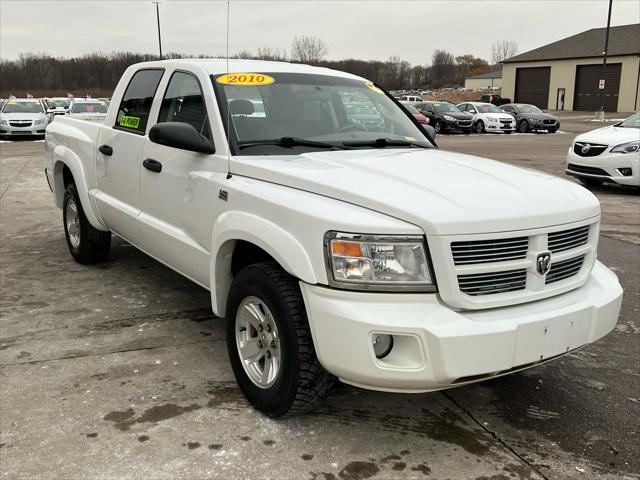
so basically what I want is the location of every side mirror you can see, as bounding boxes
[149,122,215,154]
[425,124,436,140]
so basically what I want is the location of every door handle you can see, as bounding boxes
[98,144,113,156]
[143,158,162,173]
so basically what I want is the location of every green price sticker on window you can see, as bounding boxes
[120,115,140,129]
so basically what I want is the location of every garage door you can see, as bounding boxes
[573,63,621,112]
[514,67,551,108]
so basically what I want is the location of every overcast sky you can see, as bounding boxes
[1,0,638,65]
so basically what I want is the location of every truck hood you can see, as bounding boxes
[575,125,640,146]
[230,148,600,235]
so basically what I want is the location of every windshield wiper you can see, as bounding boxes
[238,137,348,150]
[342,138,430,149]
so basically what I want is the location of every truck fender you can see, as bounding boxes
[52,145,108,231]
[210,211,317,317]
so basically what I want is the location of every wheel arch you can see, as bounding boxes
[52,147,108,231]
[210,211,317,317]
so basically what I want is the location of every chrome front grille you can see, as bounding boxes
[458,269,527,296]
[9,121,32,127]
[443,222,597,304]
[548,225,589,253]
[546,255,585,284]
[451,237,528,265]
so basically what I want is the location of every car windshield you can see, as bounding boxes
[477,104,502,113]
[2,101,43,114]
[70,102,108,113]
[515,104,541,113]
[46,99,70,109]
[433,103,460,113]
[213,72,432,155]
[617,112,640,128]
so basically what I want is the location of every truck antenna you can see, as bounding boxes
[225,1,232,179]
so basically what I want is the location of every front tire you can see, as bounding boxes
[518,119,530,133]
[548,127,558,133]
[225,262,333,417]
[475,120,485,133]
[434,120,443,134]
[63,184,111,264]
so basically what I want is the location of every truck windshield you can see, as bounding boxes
[70,102,108,113]
[2,101,43,114]
[213,72,433,154]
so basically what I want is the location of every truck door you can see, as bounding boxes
[138,70,225,286]
[94,68,164,245]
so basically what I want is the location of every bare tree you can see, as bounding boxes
[431,49,456,88]
[256,47,288,61]
[491,40,518,64]
[290,35,328,64]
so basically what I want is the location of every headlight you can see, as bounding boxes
[611,140,639,154]
[35,118,47,125]
[324,232,436,292]
[0,119,7,126]
[443,115,456,122]
[487,117,498,122]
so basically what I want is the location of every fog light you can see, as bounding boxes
[372,334,394,359]
[618,167,632,176]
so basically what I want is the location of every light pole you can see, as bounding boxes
[597,0,613,119]
[151,0,163,60]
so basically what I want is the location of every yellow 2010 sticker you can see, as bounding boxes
[120,115,140,129]
[365,81,384,94]
[217,73,275,86]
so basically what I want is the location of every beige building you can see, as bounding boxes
[465,70,502,90]
[501,23,640,112]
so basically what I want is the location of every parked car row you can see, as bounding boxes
[408,100,560,135]
[0,97,110,138]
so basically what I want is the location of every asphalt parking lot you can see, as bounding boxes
[1,113,638,480]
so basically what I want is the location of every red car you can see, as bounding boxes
[401,101,430,125]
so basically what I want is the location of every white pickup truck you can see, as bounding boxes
[45,59,623,417]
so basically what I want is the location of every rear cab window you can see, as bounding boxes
[115,69,164,134]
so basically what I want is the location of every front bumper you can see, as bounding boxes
[444,119,473,131]
[485,120,515,132]
[566,148,640,186]
[0,123,47,136]
[301,261,621,392]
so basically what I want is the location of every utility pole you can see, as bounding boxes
[151,0,163,60]
[597,0,613,120]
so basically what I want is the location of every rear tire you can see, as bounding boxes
[63,184,111,264]
[475,120,485,133]
[225,261,333,417]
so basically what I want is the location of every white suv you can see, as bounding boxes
[566,112,640,187]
